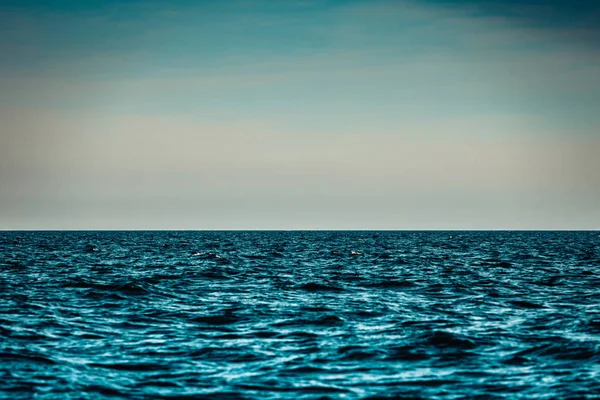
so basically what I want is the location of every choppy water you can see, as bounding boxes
[1,231,599,399]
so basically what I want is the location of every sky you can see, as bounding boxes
[0,0,599,229]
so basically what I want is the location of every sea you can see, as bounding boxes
[1,231,599,399]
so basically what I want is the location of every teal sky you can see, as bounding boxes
[1,0,599,229]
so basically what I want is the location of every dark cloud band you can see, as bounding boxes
[423,0,600,40]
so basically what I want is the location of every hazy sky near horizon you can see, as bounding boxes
[1,0,599,229]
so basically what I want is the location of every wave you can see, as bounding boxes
[1,230,599,399]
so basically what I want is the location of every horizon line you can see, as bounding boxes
[1,229,598,232]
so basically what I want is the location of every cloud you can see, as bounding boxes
[419,0,600,45]
[2,108,598,190]
[1,0,599,228]
[1,107,599,229]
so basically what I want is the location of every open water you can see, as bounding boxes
[1,231,599,399]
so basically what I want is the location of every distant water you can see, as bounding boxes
[1,231,599,399]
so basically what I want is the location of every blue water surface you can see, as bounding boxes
[1,231,599,399]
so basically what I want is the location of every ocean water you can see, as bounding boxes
[1,231,599,399]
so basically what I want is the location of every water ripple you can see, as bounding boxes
[1,230,599,399]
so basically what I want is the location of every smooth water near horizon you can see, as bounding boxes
[1,231,599,399]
